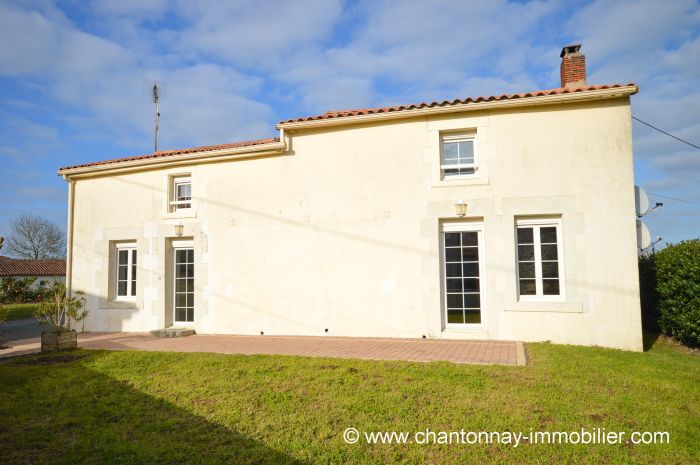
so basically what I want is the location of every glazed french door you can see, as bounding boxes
[442,223,485,327]
[173,242,194,325]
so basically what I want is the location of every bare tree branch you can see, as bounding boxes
[5,214,65,259]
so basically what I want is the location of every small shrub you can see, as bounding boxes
[35,284,89,333]
[654,239,700,347]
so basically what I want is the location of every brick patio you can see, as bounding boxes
[1,332,526,366]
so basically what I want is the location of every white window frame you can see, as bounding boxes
[515,218,565,302]
[441,221,487,329]
[440,133,477,180]
[170,176,192,211]
[115,242,137,301]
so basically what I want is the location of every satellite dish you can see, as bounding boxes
[636,220,651,249]
[635,185,649,217]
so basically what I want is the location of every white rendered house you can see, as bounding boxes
[59,45,644,351]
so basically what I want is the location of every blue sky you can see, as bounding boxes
[0,0,698,246]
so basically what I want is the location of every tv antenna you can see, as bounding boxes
[152,82,160,152]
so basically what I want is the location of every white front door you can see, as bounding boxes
[173,242,194,325]
[442,222,485,328]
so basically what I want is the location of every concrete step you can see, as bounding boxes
[149,328,196,338]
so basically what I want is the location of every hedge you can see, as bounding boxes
[645,239,700,347]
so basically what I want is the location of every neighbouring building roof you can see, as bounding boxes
[58,83,636,174]
[0,256,66,277]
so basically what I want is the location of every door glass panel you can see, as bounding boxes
[443,229,482,325]
[174,247,194,323]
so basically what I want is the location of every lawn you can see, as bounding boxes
[0,337,698,464]
[1,303,38,320]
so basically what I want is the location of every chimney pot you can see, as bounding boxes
[560,43,586,88]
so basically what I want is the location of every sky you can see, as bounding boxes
[0,0,698,248]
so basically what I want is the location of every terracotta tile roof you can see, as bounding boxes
[59,137,280,171]
[280,84,637,123]
[0,256,66,277]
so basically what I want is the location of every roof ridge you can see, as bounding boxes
[280,84,636,124]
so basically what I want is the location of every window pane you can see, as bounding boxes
[446,294,463,309]
[443,142,458,158]
[447,309,464,324]
[118,250,128,265]
[187,293,194,307]
[446,263,462,277]
[543,279,560,295]
[542,261,559,278]
[118,265,127,280]
[445,247,461,262]
[131,280,136,296]
[186,278,194,293]
[443,168,460,177]
[462,262,479,277]
[517,244,534,261]
[462,246,478,261]
[177,183,191,200]
[446,278,462,292]
[186,264,194,277]
[458,167,475,175]
[132,250,137,265]
[176,307,187,321]
[176,264,188,278]
[458,140,474,157]
[517,227,534,244]
[444,232,460,247]
[540,226,557,244]
[519,279,536,295]
[518,262,535,279]
[176,293,187,307]
[463,278,479,292]
[176,249,187,263]
[186,308,194,322]
[461,232,478,246]
[117,281,127,296]
[176,279,187,293]
[187,249,194,263]
[464,294,480,309]
[464,310,481,324]
[541,244,558,260]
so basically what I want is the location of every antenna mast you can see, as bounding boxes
[152,82,160,152]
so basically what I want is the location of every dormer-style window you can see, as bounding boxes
[171,176,191,211]
[441,133,476,179]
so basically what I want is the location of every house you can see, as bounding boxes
[0,256,66,289]
[58,45,643,351]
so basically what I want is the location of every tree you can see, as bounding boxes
[5,214,65,259]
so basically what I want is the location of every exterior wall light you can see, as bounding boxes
[175,223,184,237]
[454,200,467,217]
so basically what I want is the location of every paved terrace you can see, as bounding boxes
[1,331,526,366]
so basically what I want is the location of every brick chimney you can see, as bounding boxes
[560,44,586,88]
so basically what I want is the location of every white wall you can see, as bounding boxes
[70,97,643,350]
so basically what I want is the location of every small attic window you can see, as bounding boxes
[441,133,477,179]
[170,176,192,211]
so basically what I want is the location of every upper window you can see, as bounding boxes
[171,176,192,211]
[516,219,564,299]
[116,243,137,299]
[441,134,476,179]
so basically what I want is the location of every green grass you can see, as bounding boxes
[1,303,38,320]
[0,338,698,464]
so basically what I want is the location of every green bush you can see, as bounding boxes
[654,239,700,347]
[0,277,38,304]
